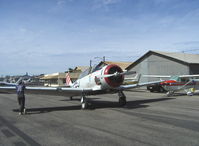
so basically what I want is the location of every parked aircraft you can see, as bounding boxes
[143,74,199,96]
[0,64,162,109]
[0,77,31,86]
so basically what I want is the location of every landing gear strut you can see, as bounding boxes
[81,95,88,109]
[166,91,174,97]
[118,91,126,106]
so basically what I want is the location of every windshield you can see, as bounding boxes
[170,76,180,82]
[78,68,90,79]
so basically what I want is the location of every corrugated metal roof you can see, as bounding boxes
[126,50,199,70]
[154,50,199,64]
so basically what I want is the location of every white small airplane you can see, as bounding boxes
[0,77,31,86]
[143,74,199,96]
[0,64,162,109]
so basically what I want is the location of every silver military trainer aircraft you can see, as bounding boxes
[0,64,162,109]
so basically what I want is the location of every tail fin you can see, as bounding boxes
[137,74,141,83]
[16,77,32,85]
[66,73,73,86]
[16,77,23,85]
[123,73,141,85]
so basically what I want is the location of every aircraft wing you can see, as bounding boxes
[0,82,16,86]
[142,75,171,78]
[179,74,199,78]
[143,74,199,78]
[118,80,163,90]
[0,86,93,97]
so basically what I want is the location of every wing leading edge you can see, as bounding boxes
[0,86,93,97]
[118,80,163,90]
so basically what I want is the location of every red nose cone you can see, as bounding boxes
[104,64,124,88]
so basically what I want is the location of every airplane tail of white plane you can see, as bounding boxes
[66,73,73,86]
[124,74,141,85]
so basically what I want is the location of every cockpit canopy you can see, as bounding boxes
[78,64,103,79]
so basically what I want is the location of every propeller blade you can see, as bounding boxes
[97,71,136,78]
[97,74,116,78]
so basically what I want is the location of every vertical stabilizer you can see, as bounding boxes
[66,73,73,86]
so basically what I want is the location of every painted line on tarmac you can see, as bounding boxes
[14,141,27,146]
[1,129,15,137]
[0,116,41,146]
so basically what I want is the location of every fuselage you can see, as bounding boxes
[72,64,124,91]
[161,77,199,91]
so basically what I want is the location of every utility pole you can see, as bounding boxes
[89,60,92,73]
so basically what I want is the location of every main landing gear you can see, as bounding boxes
[166,91,174,97]
[118,91,126,106]
[81,95,88,109]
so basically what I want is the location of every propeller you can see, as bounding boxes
[97,71,136,78]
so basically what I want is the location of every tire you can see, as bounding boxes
[159,87,164,93]
[81,102,87,109]
[119,97,126,106]
[150,89,154,92]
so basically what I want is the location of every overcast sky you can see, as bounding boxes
[1,0,199,75]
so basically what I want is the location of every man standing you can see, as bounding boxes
[16,80,26,115]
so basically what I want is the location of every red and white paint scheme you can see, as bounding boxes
[74,64,124,90]
[66,73,72,86]
[0,64,162,109]
[144,75,199,96]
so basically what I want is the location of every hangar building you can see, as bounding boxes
[126,50,199,82]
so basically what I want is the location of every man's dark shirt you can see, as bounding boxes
[16,84,25,97]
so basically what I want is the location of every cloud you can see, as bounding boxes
[49,0,70,13]
[19,27,28,33]
[92,0,121,10]
[56,0,66,6]
[102,0,121,5]
[174,41,199,46]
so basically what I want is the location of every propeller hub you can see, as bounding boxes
[104,64,124,88]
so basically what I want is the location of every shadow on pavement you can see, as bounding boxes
[13,97,175,114]
[12,105,81,115]
[90,97,175,110]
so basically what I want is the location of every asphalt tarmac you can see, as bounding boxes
[0,90,199,146]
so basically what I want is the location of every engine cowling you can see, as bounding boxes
[101,64,124,88]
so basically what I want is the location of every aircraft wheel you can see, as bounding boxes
[166,92,170,97]
[81,95,88,109]
[118,91,126,106]
[119,97,126,106]
[187,92,193,96]
[150,89,154,92]
[159,87,164,93]
[166,91,173,97]
[81,102,88,109]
